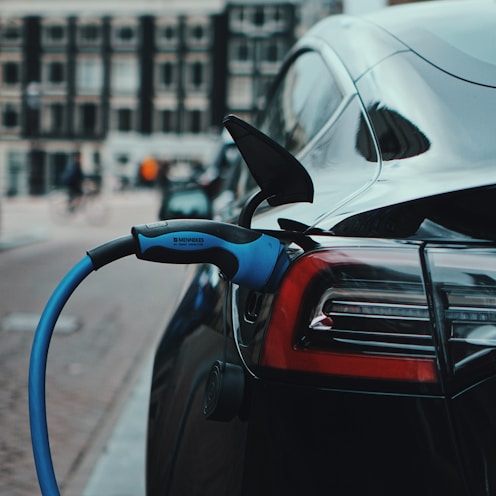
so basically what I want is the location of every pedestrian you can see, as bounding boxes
[139,155,159,187]
[62,151,85,211]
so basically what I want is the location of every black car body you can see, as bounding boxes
[146,2,496,495]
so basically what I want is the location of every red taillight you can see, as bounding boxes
[260,247,439,383]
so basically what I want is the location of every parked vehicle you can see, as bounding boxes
[159,134,242,221]
[146,2,496,495]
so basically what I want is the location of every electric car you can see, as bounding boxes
[146,2,496,495]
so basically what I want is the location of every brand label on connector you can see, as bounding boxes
[173,236,205,247]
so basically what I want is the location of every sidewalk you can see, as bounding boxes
[0,188,164,250]
[0,195,50,251]
[82,356,152,496]
[0,191,175,496]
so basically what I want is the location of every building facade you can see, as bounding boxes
[0,0,345,196]
[224,3,297,122]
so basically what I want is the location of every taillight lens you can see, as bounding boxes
[260,246,439,383]
[426,247,496,389]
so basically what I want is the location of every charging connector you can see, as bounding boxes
[131,219,289,291]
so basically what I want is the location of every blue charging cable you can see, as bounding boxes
[29,256,94,496]
[29,221,290,495]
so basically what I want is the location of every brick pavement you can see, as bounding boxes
[0,191,187,495]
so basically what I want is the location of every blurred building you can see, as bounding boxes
[0,2,226,194]
[1,0,430,196]
[0,1,296,195]
[225,2,297,121]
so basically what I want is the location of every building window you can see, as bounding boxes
[230,40,253,71]
[47,61,65,85]
[231,5,288,32]
[6,150,26,196]
[261,39,286,64]
[112,58,139,93]
[118,26,134,42]
[266,7,288,30]
[186,60,207,91]
[158,109,176,133]
[264,42,280,63]
[159,62,176,88]
[78,23,101,45]
[192,62,204,88]
[48,103,65,133]
[253,7,265,27]
[2,103,20,129]
[2,62,20,85]
[231,7,245,28]
[237,7,245,23]
[113,22,138,47]
[1,22,22,45]
[193,25,204,40]
[116,108,133,132]
[163,25,176,40]
[77,58,103,94]
[187,22,209,46]
[44,23,67,45]
[237,42,250,62]
[156,23,178,48]
[185,109,205,134]
[77,103,99,134]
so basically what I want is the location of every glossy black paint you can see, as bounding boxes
[148,269,463,495]
[146,267,248,495]
[242,383,464,496]
[146,2,496,495]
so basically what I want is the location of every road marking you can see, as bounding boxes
[3,312,80,333]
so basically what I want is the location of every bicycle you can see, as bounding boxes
[48,179,109,225]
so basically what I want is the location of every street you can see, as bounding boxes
[0,190,188,495]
